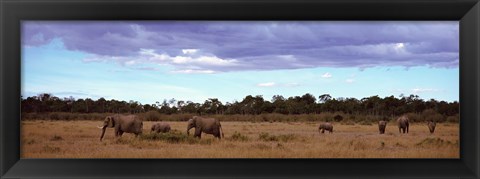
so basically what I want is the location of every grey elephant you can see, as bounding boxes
[378,120,387,134]
[187,116,224,139]
[427,120,436,134]
[397,115,409,134]
[318,122,333,134]
[151,122,171,133]
[98,114,143,141]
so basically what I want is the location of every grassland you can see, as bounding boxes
[21,120,459,158]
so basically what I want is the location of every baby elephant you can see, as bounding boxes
[151,122,171,133]
[318,122,333,134]
[427,120,436,134]
[397,115,409,134]
[378,120,387,134]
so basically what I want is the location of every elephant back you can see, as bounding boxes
[427,121,436,132]
[378,120,387,126]
[320,122,332,129]
[397,116,409,126]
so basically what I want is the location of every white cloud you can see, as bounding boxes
[395,43,405,49]
[284,82,301,87]
[125,60,136,66]
[256,82,301,87]
[182,49,198,55]
[257,82,276,87]
[346,79,355,83]
[321,72,332,78]
[83,49,238,73]
[171,69,216,74]
[411,88,440,93]
[141,49,238,67]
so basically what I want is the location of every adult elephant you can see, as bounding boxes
[187,116,224,139]
[151,122,171,133]
[98,114,143,141]
[427,120,436,134]
[318,122,333,134]
[397,116,409,134]
[378,120,387,134]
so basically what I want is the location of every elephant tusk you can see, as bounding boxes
[97,126,104,129]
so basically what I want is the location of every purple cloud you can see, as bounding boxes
[22,21,459,73]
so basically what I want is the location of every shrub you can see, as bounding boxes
[277,134,296,142]
[26,139,36,145]
[333,114,343,122]
[43,145,61,153]
[229,131,249,142]
[405,113,422,122]
[446,115,459,123]
[50,135,63,141]
[318,113,334,122]
[422,109,446,122]
[258,132,296,142]
[143,111,162,121]
[359,121,372,125]
[140,131,199,144]
[341,121,355,125]
[49,113,60,120]
[415,137,455,147]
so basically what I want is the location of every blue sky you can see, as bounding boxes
[21,21,459,104]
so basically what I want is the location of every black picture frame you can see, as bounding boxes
[1,0,479,178]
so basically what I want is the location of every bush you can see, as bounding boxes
[258,132,296,142]
[43,145,61,153]
[341,121,355,125]
[405,113,422,122]
[22,112,110,121]
[333,114,343,122]
[359,121,372,125]
[421,109,446,122]
[446,115,459,123]
[143,111,162,121]
[415,137,456,147]
[140,131,201,144]
[50,135,63,141]
[49,113,60,120]
[318,113,334,122]
[229,131,249,142]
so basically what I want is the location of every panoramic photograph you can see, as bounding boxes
[21,21,459,158]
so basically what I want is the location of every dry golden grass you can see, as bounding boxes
[21,120,459,158]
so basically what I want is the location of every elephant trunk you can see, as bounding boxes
[187,126,192,136]
[100,126,107,141]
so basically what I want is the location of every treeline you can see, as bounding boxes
[22,93,458,120]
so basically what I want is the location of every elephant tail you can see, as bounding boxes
[220,125,225,138]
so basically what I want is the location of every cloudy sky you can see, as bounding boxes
[21,21,459,104]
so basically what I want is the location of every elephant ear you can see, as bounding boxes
[191,117,197,126]
[107,116,115,128]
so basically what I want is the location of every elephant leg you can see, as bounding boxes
[114,129,120,137]
[194,128,202,138]
[213,128,220,139]
[114,125,122,138]
[406,126,409,133]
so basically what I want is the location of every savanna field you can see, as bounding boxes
[21,120,459,158]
